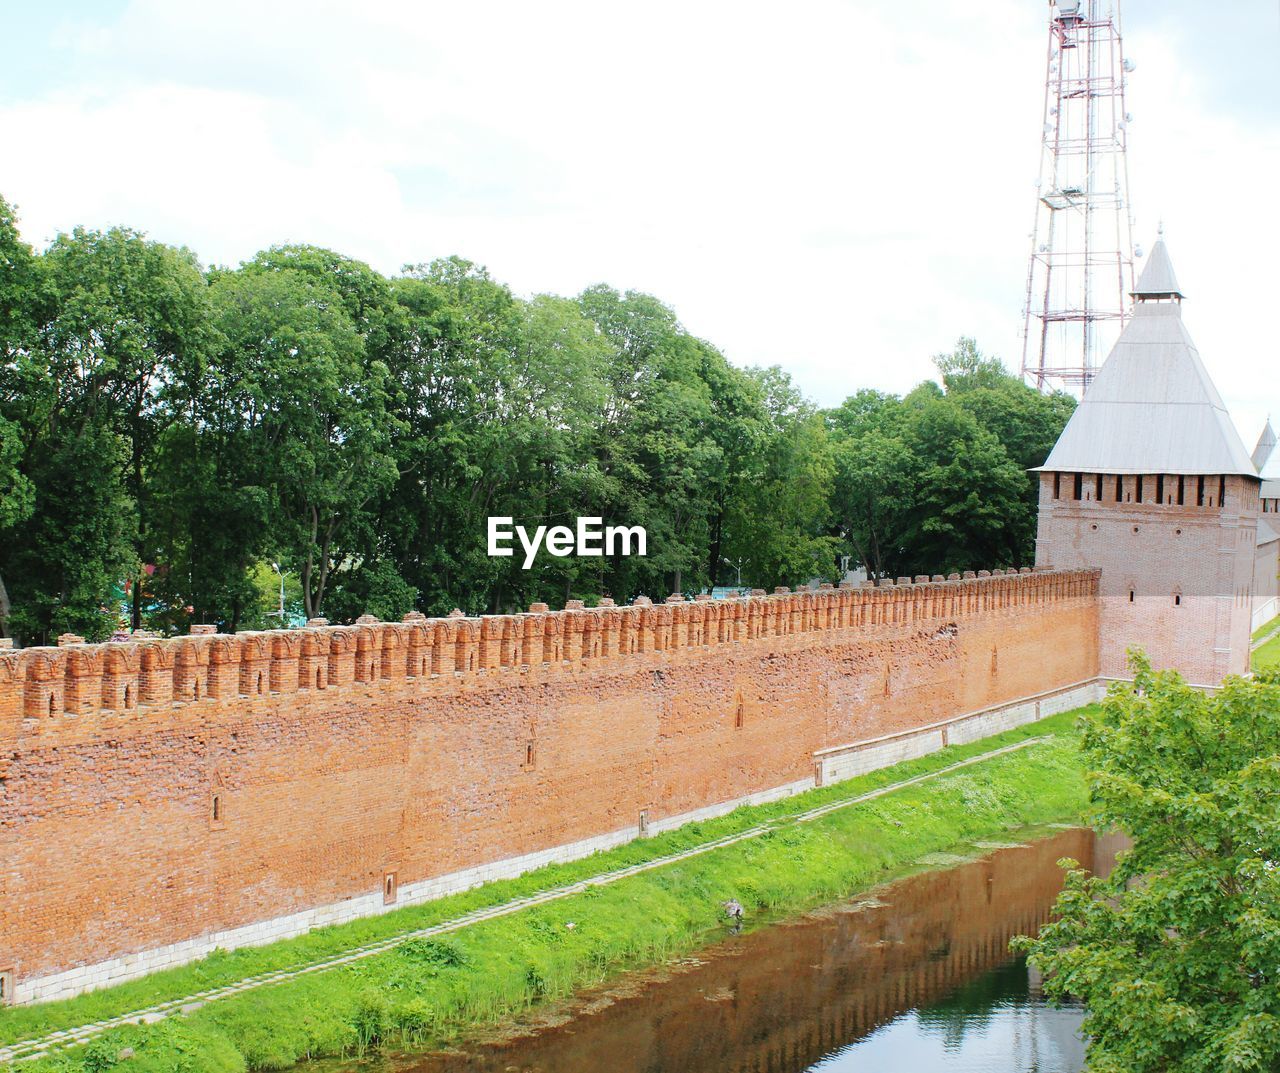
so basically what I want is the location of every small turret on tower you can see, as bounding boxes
[1130,231,1183,302]
[1033,234,1262,686]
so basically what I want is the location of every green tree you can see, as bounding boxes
[828,389,913,579]
[0,414,34,634]
[720,367,837,587]
[894,398,1029,575]
[935,337,1075,558]
[1017,657,1280,1073]
[38,226,211,630]
[933,336,1010,393]
[0,214,202,641]
[0,196,41,635]
[827,342,1073,579]
[377,258,567,614]
[218,264,398,621]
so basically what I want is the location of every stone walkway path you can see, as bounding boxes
[0,735,1049,1065]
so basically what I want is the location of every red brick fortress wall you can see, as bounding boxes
[0,568,1099,997]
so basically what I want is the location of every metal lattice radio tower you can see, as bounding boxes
[1021,0,1136,395]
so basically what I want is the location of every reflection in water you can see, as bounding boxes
[814,958,1083,1071]
[367,829,1120,1073]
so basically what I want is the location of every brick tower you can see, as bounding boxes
[1033,235,1260,686]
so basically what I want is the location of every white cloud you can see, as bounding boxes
[2,0,1275,442]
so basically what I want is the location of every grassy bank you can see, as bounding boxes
[7,710,1091,1072]
[1252,613,1280,644]
[1254,631,1280,671]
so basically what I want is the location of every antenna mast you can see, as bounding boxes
[1021,0,1136,395]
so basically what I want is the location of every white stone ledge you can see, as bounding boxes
[815,679,1104,785]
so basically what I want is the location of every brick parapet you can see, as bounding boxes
[0,569,1098,742]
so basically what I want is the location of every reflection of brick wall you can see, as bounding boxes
[0,569,1098,1000]
[422,828,1101,1073]
[1034,472,1259,685]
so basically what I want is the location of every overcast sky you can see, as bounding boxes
[3,1,1278,444]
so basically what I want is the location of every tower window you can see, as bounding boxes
[1197,476,1206,507]
[1136,476,1144,503]
[524,741,536,768]
[1174,593,1182,607]
[1219,476,1226,507]
[1115,475,1123,502]
[1155,475,1164,504]
[1073,473,1083,500]
[1129,590,1135,603]
[1053,473,1061,500]
[1095,474,1103,501]
[1177,476,1185,506]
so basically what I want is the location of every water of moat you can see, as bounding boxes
[331,828,1124,1073]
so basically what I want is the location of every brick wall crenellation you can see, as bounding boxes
[0,568,1096,735]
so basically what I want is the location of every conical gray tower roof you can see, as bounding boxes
[1253,419,1276,470]
[1132,236,1183,299]
[1261,440,1280,481]
[1038,239,1256,477]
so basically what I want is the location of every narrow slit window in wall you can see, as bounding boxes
[210,790,226,830]
[1156,475,1165,503]
[1095,474,1103,501]
[524,741,535,768]
[383,871,398,905]
[1136,476,1144,503]
[1129,590,1135,603]
[1174,593,1182,607]
[1177,476,1185,505]
[1198,476,1206,506]
[1053,473,1061,499]
[0,969,13,1005]
[1115,475,1123,502]
[1073,473,1083,500]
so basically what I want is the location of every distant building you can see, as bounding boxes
[1034,235,1276,686]
[1253,420,1280,629]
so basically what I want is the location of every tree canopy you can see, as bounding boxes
[828,340,1074,578]
[0,194,1074,641]
[1016,657,1280,1073]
